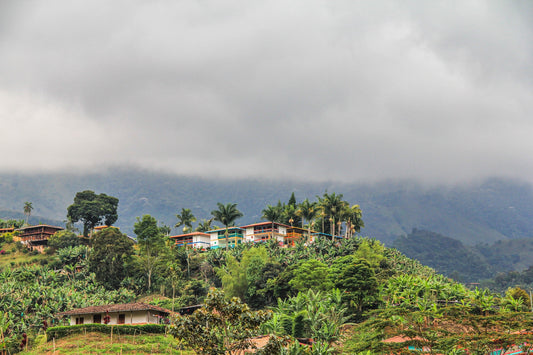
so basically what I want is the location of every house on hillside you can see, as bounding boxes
[17,224,63,252]
[0,227,15,235]
[241,222,311,246]
[57,303,170,325]
[207,227,245,249]
[169,232,211,249]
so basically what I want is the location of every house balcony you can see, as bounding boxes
[251,231,285,243]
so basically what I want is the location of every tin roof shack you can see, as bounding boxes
[58,303,171,326]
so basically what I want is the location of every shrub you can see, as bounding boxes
[46,323,166,341]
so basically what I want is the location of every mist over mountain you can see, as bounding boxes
[1,168,532,245]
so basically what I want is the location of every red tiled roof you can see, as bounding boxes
[169,232,210,238]
[240,221,291,228]
[57,303,170,316]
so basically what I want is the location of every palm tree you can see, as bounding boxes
[343,204,364,238]
[261,204,282,241]
[296,199,317,241]
[23,202,33,225]
[175,208,197,233]
[317,192,347,237]
[196,218,215,232]
[211,202,243,250]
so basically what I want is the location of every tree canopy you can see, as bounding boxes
[66,190,119,236]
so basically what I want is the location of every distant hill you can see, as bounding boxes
[393,229,533,282]
[0,209,63,227]
[1,168,533,244]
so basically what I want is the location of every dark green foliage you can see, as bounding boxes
[281,315,293,335]
[67,190,119,236]
[0,218,24,229]
[88,227,134,289]
[290,259,332,292]
[393,229,492,282]
[292,311,305,338]
[46,323,166,340]
[335,258,379,318]
[47,230,82,249]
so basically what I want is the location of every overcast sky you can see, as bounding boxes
[1,0,532,184]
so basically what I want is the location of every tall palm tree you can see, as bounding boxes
[296,199,317,240]
[317,192,347,237]
[261,204,282,241]
[175,208,197,233]
[211,202,243,250]
[343,204,364,238]
[23,202,33,225]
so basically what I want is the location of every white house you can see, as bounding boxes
[169,232,211,249]
[57,303,170,325]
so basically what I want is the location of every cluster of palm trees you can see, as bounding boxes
[173,192,364,249]
[262,192,364,238]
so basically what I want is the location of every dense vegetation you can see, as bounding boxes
[1,190,533,354]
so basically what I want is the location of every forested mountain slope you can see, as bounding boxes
[1,168,532,244]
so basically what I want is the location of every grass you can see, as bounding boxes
[0,242,49,268]
[21,332,194,354]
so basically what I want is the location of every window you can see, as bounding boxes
[93,314,101,324]
[75,317,84,325]
[118,314,125,324]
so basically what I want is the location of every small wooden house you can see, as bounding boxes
[17,224,63,252]
[57,303,170,325]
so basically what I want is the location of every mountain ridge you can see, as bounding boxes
[1,168,532,244]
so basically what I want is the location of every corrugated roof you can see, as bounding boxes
[57,303,170,316]
[17,224,64,231]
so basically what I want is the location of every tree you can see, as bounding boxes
[211,202,243,250]
[216,246,269,302]
[175,208,197,233]
[23,202,33,225]
[342,204,364,237]
[317,192,347,236]
[88,227,134,289]
[290,259,333,292]
[170,288,271,355]
[47,230,82,250]
[66,190,119,236]
[133,215,166,290]
[261,205,282,241]
[296,198,317,240]
[196,218,215,232]
[335,259,379,318]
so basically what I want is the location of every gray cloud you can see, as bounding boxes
[1,0,532,184]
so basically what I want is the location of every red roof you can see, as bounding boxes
[169,232,210,238]
[57,303,171,316]
[240,221,290,228]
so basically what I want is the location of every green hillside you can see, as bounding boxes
[2,224,532,354]
[393,229,533,287]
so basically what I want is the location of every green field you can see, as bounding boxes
[21,332,193,355]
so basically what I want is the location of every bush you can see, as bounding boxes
[46,323,167,341]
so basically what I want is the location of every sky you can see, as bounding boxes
[1,0,533,184]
